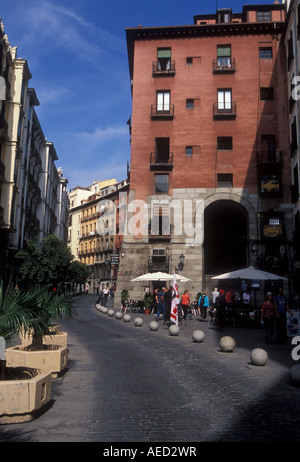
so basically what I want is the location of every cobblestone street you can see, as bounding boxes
[0,294,299,444]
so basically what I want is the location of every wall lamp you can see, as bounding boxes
[176,253,185,272]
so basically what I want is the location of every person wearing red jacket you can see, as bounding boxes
[181,290,190,321]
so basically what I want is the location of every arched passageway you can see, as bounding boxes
[204,200,249,274]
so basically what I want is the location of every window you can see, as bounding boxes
[185,146,193,156]
[186,57,193,66]
[259,47,272,59]
[217,137,233,150]
[155,174,169,193]
[257,11,271,22]
[262,135,276,160]
[217,174,233,187]
[157,91,170,112]
[155,138,170,163]
[151,203,170,237]
[157,48,171,71]
[217,45,231,67]
[260,87,274,100]
[186,99,194,109]
[217,89,232,110]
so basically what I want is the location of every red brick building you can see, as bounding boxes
[116,2,294,303]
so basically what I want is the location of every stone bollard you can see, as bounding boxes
[95,304,101,310]
[169,324,180,336]
[108,309,115,317]
[192,330,205,343]
[115,312,123,319]
[250,348,268,366]
[219,336,236,352]
[149,321,159,331]
[134,317,143,327]
[123,314,131,322]
[102,307,108,314]
[290,364,300,387]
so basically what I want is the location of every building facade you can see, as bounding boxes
[69,179,129,294]
[0,22,69,285]
[116,2,294,304]
[282,0,300,296]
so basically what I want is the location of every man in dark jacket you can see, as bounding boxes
[164,286,173,325]
[215,289,226,331]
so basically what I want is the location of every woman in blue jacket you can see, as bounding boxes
[198,292,209,321]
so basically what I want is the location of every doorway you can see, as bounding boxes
[204,200,248,274]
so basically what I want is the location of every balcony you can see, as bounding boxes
[257,150,283,164]
[152,61,175,77]
[213,102,236,120]
[257,150,283,197]
[213,58,235,73]
[150,152,173,171]
[151,104,174,120]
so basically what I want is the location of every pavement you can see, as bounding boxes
[0,294,299,443]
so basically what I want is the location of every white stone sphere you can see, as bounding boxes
[290,364,300,387]
[108,309,115,317]
[134,317,143,327]
[192,330,205,343]
[149,321,159,331]
[115,312,123,319]
[96,304,101,310]
[123,314,131,322]
[169,324,180,336]
[219,336,236,352]
[102,307,108,314]
[250,348,268,366]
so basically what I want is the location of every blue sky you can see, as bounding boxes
[1,0,278,190]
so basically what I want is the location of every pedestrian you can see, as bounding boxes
[181,290,191,322]
[156,287,166,321]
[103,286,110,307]
[274,287,290,344]
[211,287,219,308]
[95,290,104,306]
[225,287,236,306]
[261,292,276,344]
[242,289,251,306]
[164,286,173,325]
[215,289,226,331]
[198,291,209,321]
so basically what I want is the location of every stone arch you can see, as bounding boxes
[202,193,256,274]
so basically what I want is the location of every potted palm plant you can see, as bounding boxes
[144,293,154,315]
[0,283,52,424]
[5,284,77,378]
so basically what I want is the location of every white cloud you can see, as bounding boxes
[16,0,124,64]
[74,125,129,149]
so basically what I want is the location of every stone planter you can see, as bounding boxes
[6,345,69,378]
[21,331,68,348]
[0,367,52,424]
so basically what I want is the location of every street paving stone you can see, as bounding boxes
[0,294,300,445]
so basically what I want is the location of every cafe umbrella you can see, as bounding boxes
[131,271,190,282]
[211,265,288,281]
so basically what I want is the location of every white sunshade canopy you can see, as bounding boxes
[211,266,288,281]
